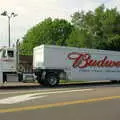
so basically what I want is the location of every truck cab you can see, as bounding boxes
[0,47,16,72]
[0,47,16,83]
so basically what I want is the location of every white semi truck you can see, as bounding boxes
[33,45,120,86]
[0,45,120,86]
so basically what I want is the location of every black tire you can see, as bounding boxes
[110,80,118,83]
[18,72,23,82]
[46,73,59,87]
[116,80,120,83]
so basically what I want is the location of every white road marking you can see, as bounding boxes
[0,94,47,104]
[0,88,93,95]
[0,89,93,104]
[35,89,93,95]
[0,90,46,95]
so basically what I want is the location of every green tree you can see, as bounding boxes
[20,18,73,55]
[66,27,93,48]
[70,4,120,51]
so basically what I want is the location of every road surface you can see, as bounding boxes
[0,83,120,120]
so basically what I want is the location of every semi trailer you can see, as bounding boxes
[33,45,120,86]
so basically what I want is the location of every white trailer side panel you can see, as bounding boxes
[33,45,120,81]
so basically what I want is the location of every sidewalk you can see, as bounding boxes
[0,81,40,88]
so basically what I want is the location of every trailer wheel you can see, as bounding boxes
[46,73,59,87]
[110,80,118,83]
[118,80,120,83]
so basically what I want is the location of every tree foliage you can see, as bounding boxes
[68,4,120,51]
[66,27,93,48]
[20,5,120,55]
[20,18,73,55]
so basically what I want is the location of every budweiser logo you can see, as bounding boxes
[67,52,120,68]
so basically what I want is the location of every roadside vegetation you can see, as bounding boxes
[20,4,120,55]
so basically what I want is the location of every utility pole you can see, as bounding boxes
[1,11,18,47]
[16,39,20,73]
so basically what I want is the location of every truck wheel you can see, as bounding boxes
[46,73,59,87]
[110,80,118,83]
[116,80,120,83]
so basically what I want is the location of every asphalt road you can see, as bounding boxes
[0,83,120,120]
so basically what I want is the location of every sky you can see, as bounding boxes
[0,0,120,47]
